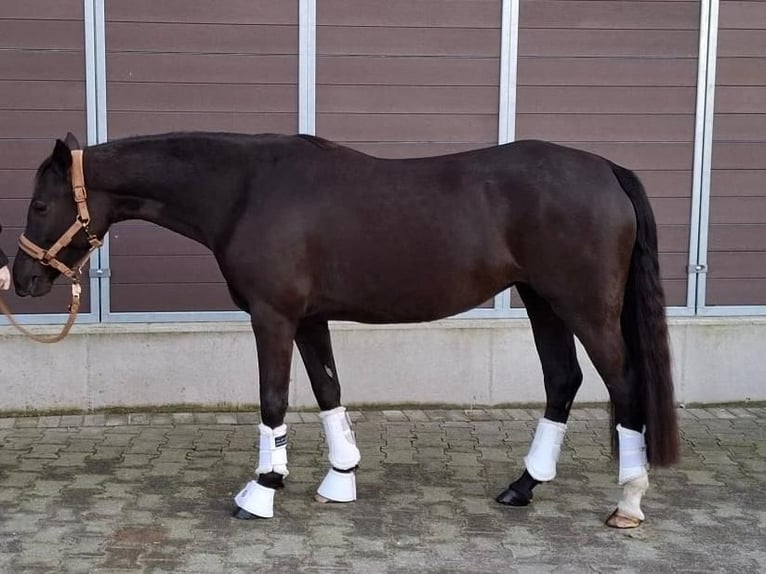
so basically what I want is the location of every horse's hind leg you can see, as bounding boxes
[497,284,583,507]
[572,318,648,528]
[295,318,361,503]
[233,307,297,519]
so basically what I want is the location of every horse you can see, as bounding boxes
[13,132,679,528]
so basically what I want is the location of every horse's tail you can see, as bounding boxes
[609,161,680,467]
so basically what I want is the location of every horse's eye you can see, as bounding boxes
[32,201,48,213]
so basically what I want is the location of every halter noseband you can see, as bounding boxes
[18,150,103,281]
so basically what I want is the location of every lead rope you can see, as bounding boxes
[0,281,82,343]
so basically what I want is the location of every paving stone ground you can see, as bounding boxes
[0,406,765,573]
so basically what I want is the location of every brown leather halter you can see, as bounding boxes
[0,150,102,343]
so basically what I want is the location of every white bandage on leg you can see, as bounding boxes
[255,423,289,477]
[617,473,649,521]
[617,424,648,485]
[319,407,361,470]
[524,418,567,482]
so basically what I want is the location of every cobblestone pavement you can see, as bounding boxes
[0,406,764,573]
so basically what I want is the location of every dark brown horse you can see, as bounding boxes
[13,132,678,527]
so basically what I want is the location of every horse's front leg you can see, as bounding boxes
[295,318,361,503]
[233,308,297,519]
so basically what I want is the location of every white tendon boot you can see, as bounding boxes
[607,424,649,528]
[524,418,567,482]
[316,407,361,503]
[233,423,288,518]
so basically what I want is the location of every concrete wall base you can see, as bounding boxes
[1,317,764,412]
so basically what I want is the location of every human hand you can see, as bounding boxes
[0,265,10,290]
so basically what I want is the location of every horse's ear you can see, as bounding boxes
[64,132,80,150]
[52,139,73,171]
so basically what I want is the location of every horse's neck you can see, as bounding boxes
[84,136,249,249]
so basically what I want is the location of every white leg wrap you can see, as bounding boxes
[617,472,649,521]
[617,424,648,485]
[255,423,289,477]
[524,418,567,482]
[320,407,361,470]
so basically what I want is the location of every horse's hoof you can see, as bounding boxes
[605,508,643,529]
[232,506,265,520]
[314,493,331,503]
[496,486,532,507]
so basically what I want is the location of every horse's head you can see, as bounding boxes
[14,133,106,297]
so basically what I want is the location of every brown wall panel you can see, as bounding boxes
[708,252,766,279]
[517,58,697,87]
[712,143,766,170]
[319,0,500,27]
[0,5,89,315]
[108,112,295,139]
[109,223,209,257]
[707,0,766,305]
[316,0,500,167]
[714,115,766,141]
[106,23,297,55]
[110,285,237,313]
[709,225,766,252]
[515,114,694,142]
[0,20,83,50]
[706,280,766,306]
[106,0,297,25]
[0,51,84,81]
[0,111,86,140]
[520,30,699,58]
[0,140,59,171]
[104,1,298,314]
[2,0,82,19]
[716,58,766,86]
[319,114,498,143]
[319,27,499,57]
[108,84,296,114]
[522,1,699,29]
[111,256,224,285]
[108,53,296,84]
[517,87,695,114]
[711,171,766,196]
[709,198,766,225]
[718,30,766,57]
[0,81,86,111]
[658,225,691,252]
[320,86,497,115]
[635,171,693,199]
[319,56,498,86]
[516,0,699,307]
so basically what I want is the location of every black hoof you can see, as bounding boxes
[496,486,532,507]
[232,506,264,520]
